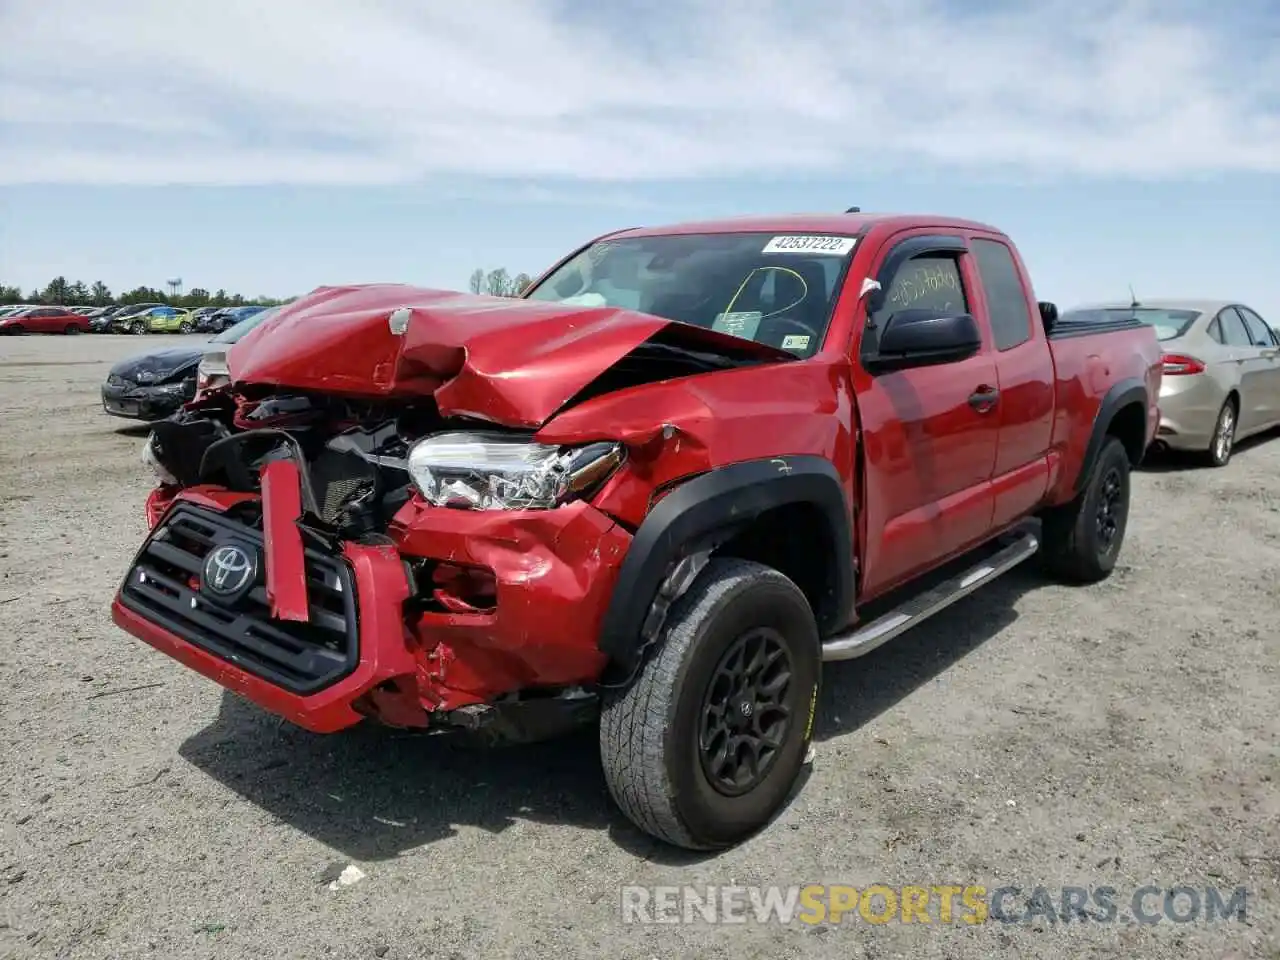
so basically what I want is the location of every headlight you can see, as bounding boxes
[406,431,623,510]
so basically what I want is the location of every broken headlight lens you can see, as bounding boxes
[406,431,623,510]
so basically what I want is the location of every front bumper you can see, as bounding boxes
[112,488,633,733]
[101,379,194,420]
[112,506,415,733]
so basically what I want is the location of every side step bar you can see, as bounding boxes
[821,528,1040,662]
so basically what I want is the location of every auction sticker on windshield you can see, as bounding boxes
[762,235,857,256]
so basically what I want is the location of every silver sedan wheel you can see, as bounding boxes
[1210,401,1236,466]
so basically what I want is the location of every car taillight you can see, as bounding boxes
[1162,353,1205,376]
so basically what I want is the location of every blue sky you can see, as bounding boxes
[2,0,1279,317]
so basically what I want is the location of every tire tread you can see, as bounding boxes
[600,558,808,849]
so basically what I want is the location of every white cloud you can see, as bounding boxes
[1,0,1277,185]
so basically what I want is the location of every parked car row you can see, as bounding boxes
[1,302,271,335]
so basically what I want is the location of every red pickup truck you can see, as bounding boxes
[113,212,1162,851]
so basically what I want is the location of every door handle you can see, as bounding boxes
[968,386,1000,412]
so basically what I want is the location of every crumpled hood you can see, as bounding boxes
[111,345,204,380]
[226,283,794,428]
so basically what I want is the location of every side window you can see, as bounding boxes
[1238,306,1277,346]
[873,253,968,325]
[1218,308,1252,347]
[1207,317,1223,344]
[971,238,1033,351]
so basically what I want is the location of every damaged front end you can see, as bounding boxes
[111,285,800,742]
[117,386,634,740]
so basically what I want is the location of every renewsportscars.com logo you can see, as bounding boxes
[620,884,1249,926]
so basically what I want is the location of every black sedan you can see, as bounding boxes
[101,344,204,421]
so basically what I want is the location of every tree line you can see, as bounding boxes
[469,267,536,298]
[2,268,540,310]
[0,277,288,309]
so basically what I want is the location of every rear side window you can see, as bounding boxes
[971,239,1033,350]
[1218,308,1253,347]
[1238,306,1277,346]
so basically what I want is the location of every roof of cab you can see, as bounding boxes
[608,212,1006,240]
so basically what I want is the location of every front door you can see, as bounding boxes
[852,233,1000,598]
[1236,306,1280,430]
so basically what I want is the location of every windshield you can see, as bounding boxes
[212,306,278,343]
[522,232,858,356]
[1060,306,1201,341]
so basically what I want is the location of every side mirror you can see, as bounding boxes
[865,308,982,373]
[1039,301,1058,334]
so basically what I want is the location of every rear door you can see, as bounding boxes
[852,230,1000,596]
[967,234,1054,529]
[1236,306,1280,429]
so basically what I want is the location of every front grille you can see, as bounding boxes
[309,448,379,525]
[118,503,359,694]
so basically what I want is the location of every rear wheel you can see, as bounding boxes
[599,558,821,850]
[1205,397,1237,467]
[64,324,80,335]
[179,321,193,334]
[1040,436,1131,583]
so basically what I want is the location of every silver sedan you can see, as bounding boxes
[1059,300,1280,466]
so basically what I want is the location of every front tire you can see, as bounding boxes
[1040,436,1131,583]
[599,558,821,850]
[131,320,147,335]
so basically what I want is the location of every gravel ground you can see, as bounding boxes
[1,334,1277,960]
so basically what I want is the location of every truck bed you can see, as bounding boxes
[1044,319,1163,506]
[1047,313,1148,340]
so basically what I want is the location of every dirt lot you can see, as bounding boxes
[0,333,1277,960]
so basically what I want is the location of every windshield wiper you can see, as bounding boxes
[626,341,750,372]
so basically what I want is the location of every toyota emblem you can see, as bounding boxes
[201,542,258,602]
